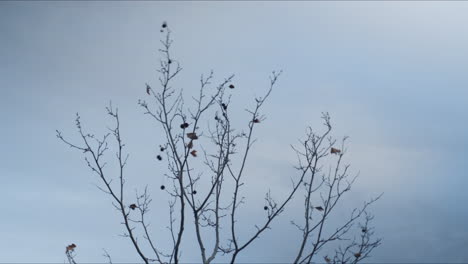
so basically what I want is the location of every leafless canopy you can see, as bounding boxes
[57,24,381,264]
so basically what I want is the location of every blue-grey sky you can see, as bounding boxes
[2,1,468,263]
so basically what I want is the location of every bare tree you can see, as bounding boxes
[57,23,381,264]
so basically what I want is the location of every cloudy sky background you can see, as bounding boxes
[1,1,468,263]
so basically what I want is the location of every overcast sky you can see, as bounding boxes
[2,1,468,263]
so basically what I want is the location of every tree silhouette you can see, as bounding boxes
[57,23,381,264]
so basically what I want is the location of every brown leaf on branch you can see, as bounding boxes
[129,204,137,210]
[315,206,324,211]
[331,147,341,154]
[190,150,197,157]
[187,132,198,140]
[66,243,76,252]
[187,140,193,149]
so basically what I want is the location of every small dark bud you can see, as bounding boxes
[168,59,172,64]
[146,83,151,95]
[160,185,165,190]
[193,190,197,195]
[160,147,165,152]
[229,84,235,89]
[129,204,137,210]
[253,118,260,123]
[180,123,189,129]
[162,22,167,28]
[264,206,268,211]
[221,103,227,110]
[157,155,162,161]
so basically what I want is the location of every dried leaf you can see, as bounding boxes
[66,243,77,252]
[331,147,341,154]
[187,132,198,140]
